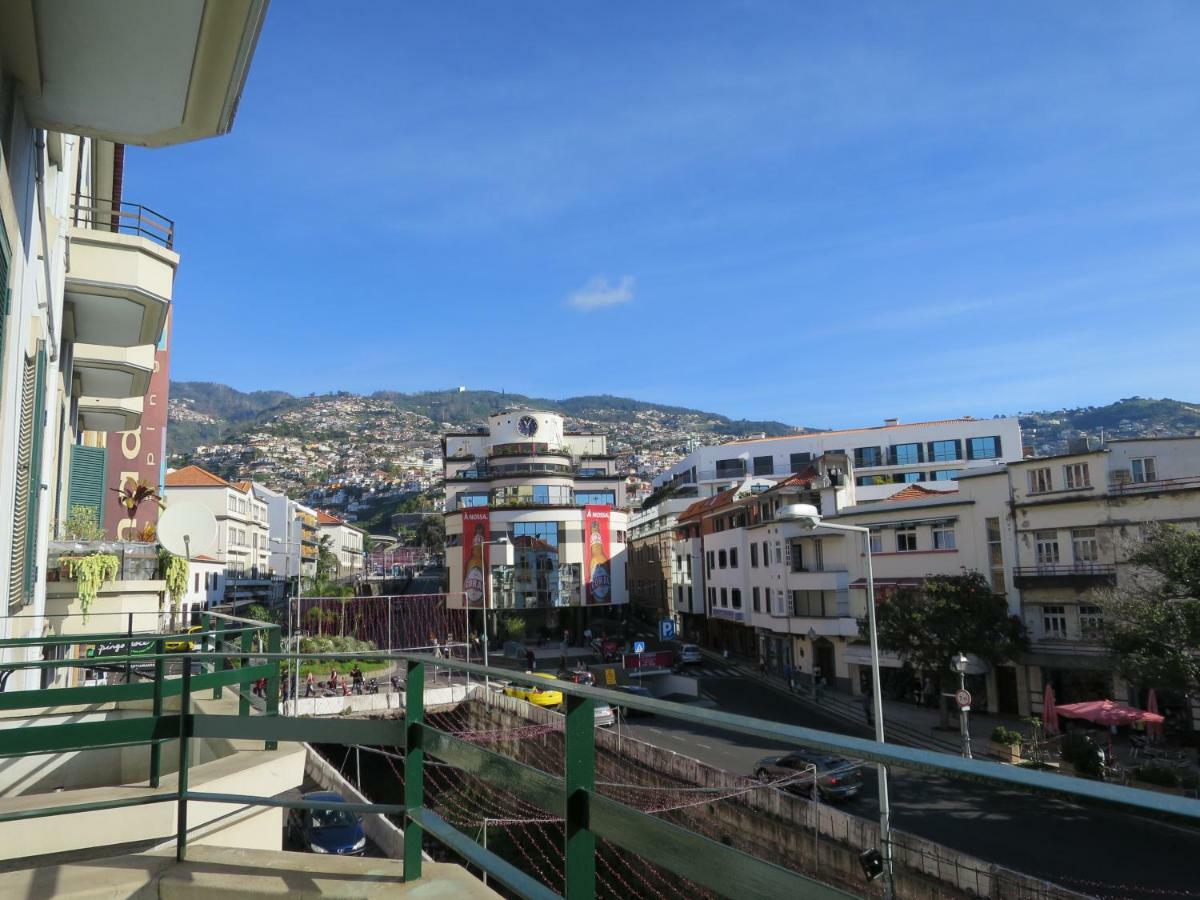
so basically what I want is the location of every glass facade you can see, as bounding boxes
[928,439,962,462]
[967,435,1002,460]
[576,490,615,506]
[492,521,583,608]
[893,443,922,465]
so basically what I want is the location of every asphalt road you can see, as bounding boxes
[621,669,1199,899]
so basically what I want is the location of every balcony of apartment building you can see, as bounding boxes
[1023,602,1111,667]
[1013,562,1117,589]
[486,441,572,461]
[63,198,177,430]
[44,539,167,627]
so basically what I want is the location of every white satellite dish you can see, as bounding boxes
[157,503,218,559]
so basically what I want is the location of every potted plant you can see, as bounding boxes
[989,725,1024,763]
[111,478,166,579]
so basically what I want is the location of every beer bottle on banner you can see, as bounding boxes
[588,520,610,603]
[464,529,485,605]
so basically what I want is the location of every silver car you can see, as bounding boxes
[594,703,616,727]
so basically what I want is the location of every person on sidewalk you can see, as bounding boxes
[526,648,536,671]
[305,672,315,698]
[782,662,792,690]
[813,666,824,704]
[862,687,874,727]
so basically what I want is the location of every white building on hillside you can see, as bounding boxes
[317,510,365,576]
[164,466,270,575]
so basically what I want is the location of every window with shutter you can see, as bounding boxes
[23,347,47,602]
[68,444,108,526]
[9,352,36,608]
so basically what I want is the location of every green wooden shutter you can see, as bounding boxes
[23,346,47,602]
[9,353,35,608]
[67,444,108,529]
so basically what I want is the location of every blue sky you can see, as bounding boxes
[127,2,1200,429]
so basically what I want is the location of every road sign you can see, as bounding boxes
[633,640,646,654]
[604,668,617,685]
[955,688,972,709]
[659,619,676,641]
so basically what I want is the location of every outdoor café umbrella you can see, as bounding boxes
[1054,699,1164,727]
[1146,690,1165,741]
[1043,683,1059,734]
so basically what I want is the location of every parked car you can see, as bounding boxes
[613,683,654,718]
[286,791,367,855]
[591,638,622,662]
[503,672,564,707]
[753,751,863,802]
[567,669,595,686]
[165,625,204,653]
[678,644,703,664]
[594,703,617,727]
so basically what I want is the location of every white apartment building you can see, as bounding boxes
[253,481,304,590]
[444,410,628,637]
[0,6,263,687]
[317,510,365,576]
[655,416,1024,501]
[163,466,270,576]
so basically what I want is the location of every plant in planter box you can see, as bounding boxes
[64,553,120,622]
[1134,764,1180,789]
[989,725,1024,763]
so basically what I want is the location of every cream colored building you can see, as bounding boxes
[317,510,365,576]
[163,466,270,576]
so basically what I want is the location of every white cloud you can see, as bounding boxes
[566,275,636,312]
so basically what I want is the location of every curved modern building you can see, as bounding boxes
[443,411,628,635]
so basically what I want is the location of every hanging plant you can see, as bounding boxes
[161,552,189,611]
[65,553,119,622]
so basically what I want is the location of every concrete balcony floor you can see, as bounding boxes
[0,845,498,899]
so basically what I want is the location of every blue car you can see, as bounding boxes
[287,791,367,855]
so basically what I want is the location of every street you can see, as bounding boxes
[620,667,1199,899]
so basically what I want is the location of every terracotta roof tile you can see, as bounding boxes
[678,486,739,522]
[165,465,231,489]
[317,510,344,525]
[885,484,957,502]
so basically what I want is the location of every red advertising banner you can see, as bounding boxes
[584,504,611,605]
[462,509,490,606]
[105,309,171,540]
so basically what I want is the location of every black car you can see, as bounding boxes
[612,683,653,718]
[753,751,863,801]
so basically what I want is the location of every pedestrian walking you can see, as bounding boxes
[862,687,874,727]
[329,667,338,690]
[305,672,315,698]
[782,662,793,690]
[526,648,536,671]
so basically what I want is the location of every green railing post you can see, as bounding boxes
[265,626,280,750]
[403,658,425,882]
[212,620,225,699]
[176,658,192,862]
[150,638,165,788]
[239,629,253,717]
[200,611,211,678]
[564,693,596,900]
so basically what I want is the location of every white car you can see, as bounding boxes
[678,644,703,664]
[594,703,616,727]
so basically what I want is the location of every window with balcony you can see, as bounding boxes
[790,452,813,473]
[731,588,742,609]
[891,443,922,466]
[854,446,883,468]
[896,526,917,552]
[1027,467,1052,494]
[1042,605,1068,638]
[1035,530,1060,565]
[931,469,960,481]
[1063,463,1091,490]
[932,523,956,550]
[893,472,925,483]
[752,586,761,612]
[928,439,962,462]
[753,455,774,476]
[967,435,1002,460]
[1079,604,1103,638]
[1072,528,1099,562]
[1131,457,1157,483]
[750,543,758,567]
[791,590,827,617]
[715,459,746,479]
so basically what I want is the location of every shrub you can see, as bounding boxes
[991,726,1022,745]
[1134,765,1180,788]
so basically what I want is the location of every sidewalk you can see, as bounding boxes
[704,648,995,756]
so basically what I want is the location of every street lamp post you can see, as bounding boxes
[270,534,303,707]
[777,503,893,897]
[953,651,972,759]
[476,536,510,690]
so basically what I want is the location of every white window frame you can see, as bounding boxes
[932,523,956,550]
[1027,467,1052,494]
[896,526,917,552]
[1130,457,1157,483]
[1079,604,1103,638]
[1063,463,1091,490]
[1042,605,1068,638]
[1035,530,1060,566]
[1071,528,1099,563]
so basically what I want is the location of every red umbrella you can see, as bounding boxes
[1043,684,1059,734]
[1055,699,1164,727]
[1146,690,1164,741]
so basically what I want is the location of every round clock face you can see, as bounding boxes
[517,415,539,437]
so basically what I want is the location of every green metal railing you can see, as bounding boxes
[1,622,1198,899]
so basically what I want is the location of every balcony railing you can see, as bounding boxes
[71,196,175,249]
[3,624,1196,898]
[1109,475,1200,495]
[1014,563,1116,578]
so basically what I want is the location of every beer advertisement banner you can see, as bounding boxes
[584,505,612,605]
[462,509,490,606]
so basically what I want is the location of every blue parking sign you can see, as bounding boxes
[633,640,646,654]
[659,619,676,641]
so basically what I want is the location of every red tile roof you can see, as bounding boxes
[678,486,739,522]
[165,465,231,489]
[885,484,957,502]
[767,468,819,492]
[317,510,344,526]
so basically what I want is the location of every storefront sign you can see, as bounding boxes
[462,509,490,606]
[584,505,611,605]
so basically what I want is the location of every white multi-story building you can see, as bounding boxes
[654,416,1024,501]
[163,466,270,575]
[317,510,365,576]
[0,5,263,686]
[444,410,628,638]
[253,481,304,590]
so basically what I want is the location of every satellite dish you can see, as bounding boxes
[157,503,218,559]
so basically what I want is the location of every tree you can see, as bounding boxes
[876,572,1028,725]
[413,514,445,555]
[1097,524,1200,697]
